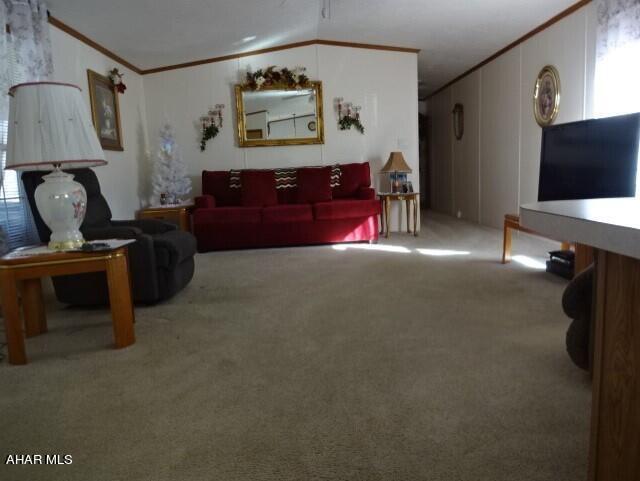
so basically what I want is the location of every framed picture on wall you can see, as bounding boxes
[533,65,560,127]
[87,69,123,151]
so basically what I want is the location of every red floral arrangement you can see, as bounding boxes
[109,68,127,94]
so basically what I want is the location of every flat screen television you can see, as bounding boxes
[537,112,640,202]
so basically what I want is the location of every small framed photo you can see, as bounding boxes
[87,69,123,151]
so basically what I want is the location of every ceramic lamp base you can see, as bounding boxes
[34,167,87,250]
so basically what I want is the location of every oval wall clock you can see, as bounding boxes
[533,65,560,127]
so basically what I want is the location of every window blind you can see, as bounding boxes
[0,31,40,251]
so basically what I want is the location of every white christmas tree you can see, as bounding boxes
[151,123,192,205]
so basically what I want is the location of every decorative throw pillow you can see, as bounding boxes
[332,162,371,198]
[241,170,278,207]
[296,166,333,203]
[202,170,241,206]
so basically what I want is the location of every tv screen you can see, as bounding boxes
[537,112,640,202]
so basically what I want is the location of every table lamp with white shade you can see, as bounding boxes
[5,82,107,250]
[380,151,412,193]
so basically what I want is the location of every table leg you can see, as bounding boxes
[413,197,419,236]
[105,252,135,349]
[385,198,391,238]
[502,222,512,264]
[588,250,640,480]
[21,278,47,337]
[406,199,411,233]
[0,271,27,365]
[379,198,385,235]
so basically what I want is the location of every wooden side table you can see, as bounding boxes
[0,243,136,365]
[138,204,194,232]
[378,192,420,238]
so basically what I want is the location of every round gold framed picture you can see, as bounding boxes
[533,65,560,127]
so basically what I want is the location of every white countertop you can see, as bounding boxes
[520,198,640,260]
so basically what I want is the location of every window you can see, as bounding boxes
[0,119,38,249]
[0,21,39,251]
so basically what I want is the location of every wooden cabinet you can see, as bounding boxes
[137,205,194,232]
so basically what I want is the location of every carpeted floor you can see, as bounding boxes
[0,211,591,481]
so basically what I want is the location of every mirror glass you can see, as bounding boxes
[236,81,324,147]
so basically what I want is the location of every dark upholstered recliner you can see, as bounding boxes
[22,168,196,305]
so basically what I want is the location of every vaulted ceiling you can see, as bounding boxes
[47,0,579,95]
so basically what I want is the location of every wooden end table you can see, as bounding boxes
[378,192,420,238]
[138,204,194,232]
[0,242,136,365]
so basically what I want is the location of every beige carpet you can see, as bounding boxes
[0,211,591,481]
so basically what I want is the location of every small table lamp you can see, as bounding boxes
[381,151,412,193]
[5,82,107,250]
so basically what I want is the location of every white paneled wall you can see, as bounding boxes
[427,2,597,229]
[479,47,521,229]
[48,26,419,231]
[451,71,480,222]
[50,26,149,220]
[429,86,453,215]
[144,45,419,231]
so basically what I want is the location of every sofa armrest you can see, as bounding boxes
[356,187,376,200]
[83,226,144,240]
[195,194,216,209]
[112,219,177,235]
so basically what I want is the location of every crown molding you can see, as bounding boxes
[48,15,142,74]
[47,14,418,76]
[427,0,592,99]
[142,40,419,75]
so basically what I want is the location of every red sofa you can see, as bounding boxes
[193,162,380,251]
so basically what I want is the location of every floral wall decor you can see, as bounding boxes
[335,98,364,134]
[243,66,310,90]
[199,104,224,151]
[108,68,127,93]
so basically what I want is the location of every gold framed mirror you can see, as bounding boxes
[235,81,324,147]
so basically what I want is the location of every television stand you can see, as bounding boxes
[502,213,570,263]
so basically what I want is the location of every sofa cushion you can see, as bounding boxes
[313,199,381,221]
[262,204,313,223]
[332,162,371,198]
[241,170,278,207]
[194,207,262,224]
[202,171,241,206]
[153,230,197,270]
[296,166,332,203]
[277,187,299,205]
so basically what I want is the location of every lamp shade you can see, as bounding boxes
[6,82,106,171]
[380,151,411,173]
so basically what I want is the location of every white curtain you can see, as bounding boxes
[0,0,53,251]
[594,0,640,117]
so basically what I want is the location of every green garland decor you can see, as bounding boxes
[338,115,365,134]
[200,124,219,152]
[244,66,310,90]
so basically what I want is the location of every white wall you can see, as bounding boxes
[143,45,419,231]
[452,70,480,222]
[49,26,149,220]
[428,86,453,215]
[427,2,597,229]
